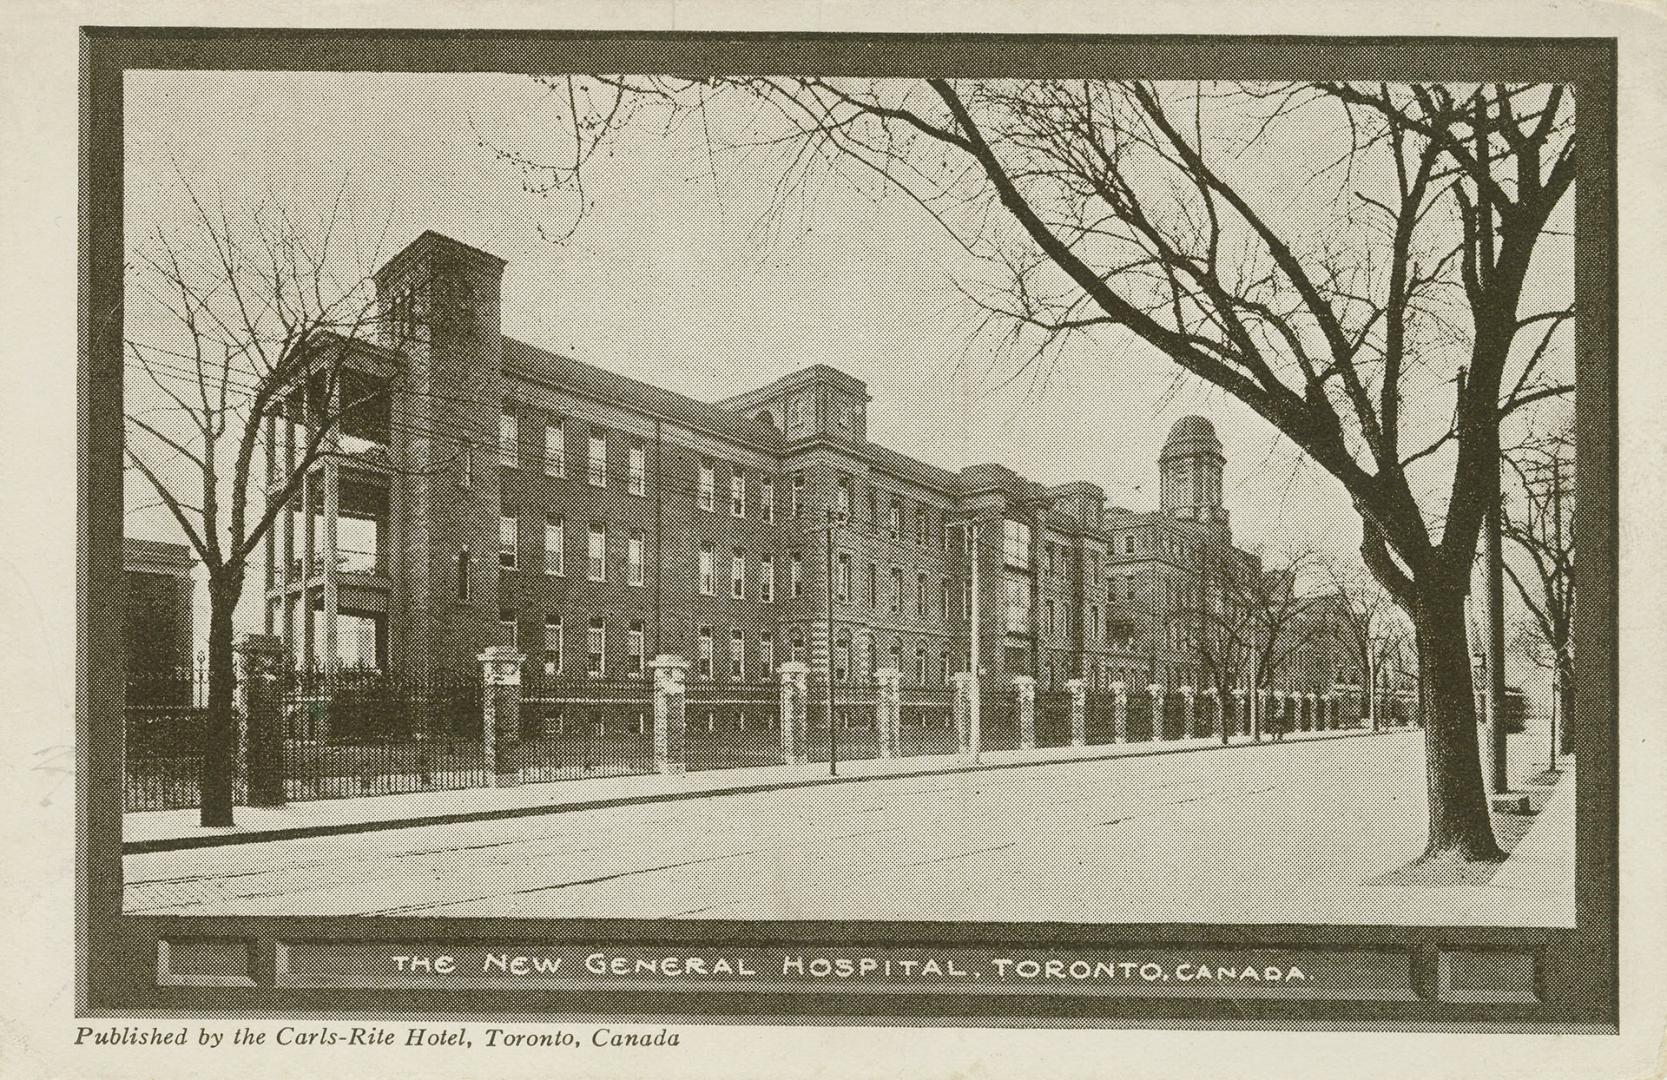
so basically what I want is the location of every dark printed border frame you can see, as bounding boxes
[79,29,1619,1030]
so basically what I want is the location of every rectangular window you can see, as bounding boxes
[588,429,607,487]
[889,497,902,540]
[1126,534,1136,554]
[760,555,774,603]
[791,632,806,664]
[917,572,928,618]
[544,515,564,576]
[836,552,852,602]
[940,578,951,622]
[628,439,646,495]
[543,616,562,675]
[789,553,803,598]
[730,629,744,679]
[499,409,518,467]
[1004,519,1032,569]
[835,476,851,522]
[916,645,928,686]
[1005,574,1032,635]
[730,469,746,517]
[699,544,714,596]
[868,563,878,609]
[891,568,903,614]
[544,419,564,477]
[916,506,928,546]
[834,637,850,684]
[1045,597,1057,636]
[698,627,714,680]
[627,532,644,586]
[760,632,774,677]
[588,525,606,583]
[500,609,517,649]
[627,621,644,676]
[761,478,775,524]
[588,617,605,676]
[699,460,716,511]
[499,513,517,569]
[732,549,746,599]
[791,472,805,518]
[457,549,471,601]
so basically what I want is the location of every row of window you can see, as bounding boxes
[833,477,954,551]
[497,610,964,689]
[497,411,654,494]
[502,615,803,682]
[496,515,641,585]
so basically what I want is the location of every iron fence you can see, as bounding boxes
[900,687,956,757]
[1035,690,1074,748]
[521,677,656,780]
[279,670,487,801]
[1125,690,1155,742]
[685,683,784,771]
[978,691,1020,752]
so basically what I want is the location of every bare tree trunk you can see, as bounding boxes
[200,578,240,827]
[1556,651,1575,757]
[1414,585,1503,861]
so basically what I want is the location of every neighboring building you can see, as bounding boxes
[124,537,196,700]
[262,231,1345,699]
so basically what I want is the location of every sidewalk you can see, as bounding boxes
[124,726,1391,854]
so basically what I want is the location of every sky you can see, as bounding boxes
[122,71,1573,681]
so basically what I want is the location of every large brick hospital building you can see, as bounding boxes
[263,231,1350,700]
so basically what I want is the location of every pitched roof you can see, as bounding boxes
[501,337,784,449]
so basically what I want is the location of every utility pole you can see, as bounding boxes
[1485,462,1510,794]
[1475,97,1510,797]
[1548,452,1562,772]
[826,509,838,776]
[968,519,981,763]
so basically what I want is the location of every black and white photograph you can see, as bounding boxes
[17,8,1663,1067]
[118,65,1581,929]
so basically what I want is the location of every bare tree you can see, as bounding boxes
[125,184,385,826]
[1502,423,1575,754]
[1322,552,1409,730]
[503,77,1574,860]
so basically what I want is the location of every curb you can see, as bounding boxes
[123,728,1394,855]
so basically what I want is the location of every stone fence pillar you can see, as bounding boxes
[1231,688,1247,739]
[1207,687,1223,742]
[236,633,286,807]
[1283,692,1297,736]
[875,667,902,759]
[1255,688,1269,740]
[778,661,808,764]
[479,646,525,787]
[1014,675,1036,750]
[1148,684,1165,740]
[651,655,688,775]
[1112,682,1128,743]
[1066,678,1087,747]
[1182,686,1197,739]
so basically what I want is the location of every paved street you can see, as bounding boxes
[125,729,1574,926]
